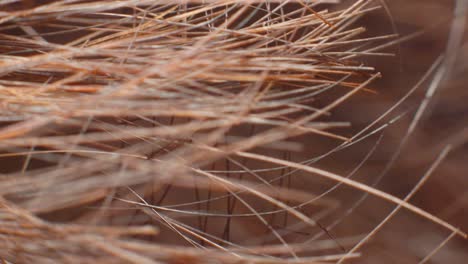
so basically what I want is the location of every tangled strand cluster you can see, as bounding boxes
[0,0,465,263]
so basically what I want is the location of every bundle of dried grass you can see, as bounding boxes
[0,0,466,263]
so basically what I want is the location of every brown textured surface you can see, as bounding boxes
[0,0,466,263]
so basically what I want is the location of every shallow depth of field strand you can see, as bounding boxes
[0,1,466,264]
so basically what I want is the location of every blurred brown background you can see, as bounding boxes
[311,0,468,262]
[1,1,466,263]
